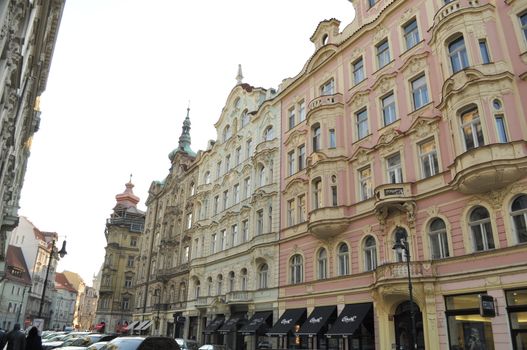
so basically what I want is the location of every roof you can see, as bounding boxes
[5,245,32,285]
[55,272,78,293]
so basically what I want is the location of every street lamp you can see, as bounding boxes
[154,289,161,335]
[392,236,417,350]
[38,240,67,321]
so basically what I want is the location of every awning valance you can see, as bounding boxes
[239,311,273,335]
[297,305,337,336]
[218,313,248,334]
[325,303,372,337]
[203,316,225,335]
[267,308,306,336]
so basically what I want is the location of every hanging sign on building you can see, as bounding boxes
[479,294,496,317]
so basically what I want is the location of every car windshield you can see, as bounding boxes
[87,341,108,350]
[71,337,92,346]
[106,338,144,350]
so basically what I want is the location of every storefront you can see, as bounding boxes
[239,311,273,350]
[297,306,337,350]
[325,303,375,350]
[203,315,225,345]
[506,288,527,350]
[218,313,248,350]
[267,308,307,349]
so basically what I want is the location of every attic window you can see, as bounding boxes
[322,34,329,45]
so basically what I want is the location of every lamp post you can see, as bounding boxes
[154,289,161,335]
[392,237,417,350]
[38,240,67,323]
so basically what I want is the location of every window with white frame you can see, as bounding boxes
[211,233,217,254]
[364,236,377,271]
[429,218,449,259]
[233,183,240,203]
[287,199,295,227]
[520,11,527,42]
[511,195,527,244]
[317,248,328,279]
[122,297,130,310]
[220,229,227,250]
[376,39,391,68]
[288,150,295,176]
[240,268,248,291]
[217,275,223,295]
[241,110,249,128]
[419,138,439,178]
[213,195,219,215]
[183,246,189,263]
[264,126,274,141]
[320,79,335,96]
[231,224,238,246]
[186,213,192,229]
[268,206,273,233]
[312,124,321,152]
[337,243,350,276]
[246,139,253,159]
[411,74,429,110]
[190,182,195,196]
[298,144,306,171]
[493,99,508,143]
[332,185,338,207]
[448,36,469,73]
[288,107,296,129]
[124,277,132,288]
[329,129,336,148]
[299,100,306,122]
[258,165,266,187]
[297,194,306,223]
[386,153,403,183]
[356,108,369,140]
[223,125,232,142]
[461,107,484,150]
[394,228,408,262]
[382,92,397,126]
[469,206,495,251]
[258,264,268,289]
[244,177,251,198]
[225,154,231,172]
[223,190,229,210]
[204,171,211,184]
[207,277,213,296]
[359,166,373,201]
[290,254,303,284]
[242,219,249,243]
[256,210,264,235]
[313,178,322,209]
[403,18,420,50]
[352,57,365,85]
[479,39,491,64]
[228,271,235,292]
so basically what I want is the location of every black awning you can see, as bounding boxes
[203,316,225,335]
[239,311,273,335]
[267,308,306,336]
[325,303,372,337]
[297,305,337,336]
[218,313,248,334]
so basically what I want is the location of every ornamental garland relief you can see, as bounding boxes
[371,73,397,94]
[373,26,389,43]
[348,90,369,110]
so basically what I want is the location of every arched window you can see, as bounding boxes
[258,165,266,187]
[312,178,322,209]
[190,182,195,196]
[178,282,186,302]
[429,218,449,259]
[241,110,249,128]
[223,125,232,142]
[258,264,268,289]
[511,195,527,244]
[469,206,495,251]
[364,236,377,271]
[240,268,248,291]
[312,124,321,152]
[263,126,274,141]
[337,243,350,276]
[207,277,213,296]
[448,35,469,73]
[317,248,328,279]
[216,275,223,295]
[290,254,303,284]
[461,107,484,150]
[394,228,408,262]
[228,271,235,292]
[204,171,211,184]
[194,280,200,298]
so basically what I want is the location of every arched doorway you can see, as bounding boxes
[394,301,425,350]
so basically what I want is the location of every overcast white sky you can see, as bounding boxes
[18,1,355,285]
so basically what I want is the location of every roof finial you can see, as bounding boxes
[129,173,132,183]
[236,64,243,85]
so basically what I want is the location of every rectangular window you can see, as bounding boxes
[411,74,429,110]
[382,92,397,126]
[223,190,229,210]
[256,210,264,235]
[369,0,376,7]
[211,233,217,253]
[214,195,219,215]
[287,199,295,227]
[244,177,251,198]
[125,278,132,288]
[231,225,238,246]
[479,39,491,64]
[297,194,306,223]
[127,256,134,267]
[235,147,241,165]
[495,114,508,143]
[288,107,296,129]
[225,155,231,172]
[356,108,369,140]
[246,139,253,159]
[376,39,390,68]
[386,153,403,183]
[298,145,306,171]
[122,298,130,310]
[352,57,364,85]
[194,238,199,258]
[220,229,227,250]
[332,186,338,207]
[320,79,335,96]
[299,100,306,122]
[233,183,240,203]
[521,12,527,41]
[183,246,189,262]
[403,19,420,50]
[186,213,192,229]
[419,139,439,178]
[242,220,249,243]
[329,129,336,148]
[216,161,222,178]
[359,166,372,201]
[130,238,137,247]
[288,150,295,176]
[449,36,469,73]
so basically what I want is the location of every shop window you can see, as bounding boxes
[317,248,328,279]
[511,195,527,244]
[506,288,527,348]
[290,254,303,284]
[364,236,377,271]
[469,206,495,251]
[448,35,469,73]
[429,218,449,259]
[461,106,485,150]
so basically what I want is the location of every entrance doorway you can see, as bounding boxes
[394,301,424,350]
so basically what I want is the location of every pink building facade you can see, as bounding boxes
[276,0,527,349]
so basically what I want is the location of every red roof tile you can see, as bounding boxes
[5,245,32,285]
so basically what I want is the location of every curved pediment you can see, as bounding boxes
[283,177,308,196]
[371,72,397,93]
[347,89,370,110]
[400,51,430,76]
[285,129,308,147]
[350,146,374,165]
[306,45,338,73]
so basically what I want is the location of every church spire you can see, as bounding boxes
[115,177,140,208]
[236,64,243,85]
[169,107,196,162]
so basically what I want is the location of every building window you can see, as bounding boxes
[288,107,295,129]
[429,218,449,259]
[216,161,222,179]
[356,108,369,140]
[127,256,134,267]
[394,228,408,262]
[213,195,219,215]
[506,288,527,348]
[298,145,306,171]
[376,39,391,68]
[479,39,491,64]
[258,264,268,289]
[328,129,336,148]
[264,126,274,141]
[352,57,364,85]
[240,268,248,291]
[256,210,264,235]
[337,243,350,276]
[125,277,132,288]
[313,178,322,209]
[493,99,508,143]
[287,199,295,227]
[288,151,295,176]
[233,184,240,203]
[207,277,213,296]
[382,92,397,126]
[317,248,328,279]
[411,74,429,110]
[511,195,527,244]
[320,79,335,96]
[186,213,192,229]
[246,139,253,159]
[299,100,306,122]
[331,186,338,207]
[241,110,249,128]
[244,177,251,199]
[221,229,228,250]
[225,155,231,172]
[216,275,223,295]
[297,194,306,223]
[461,107,484,150]
[448,36,469,73]
[290,255,303,284]
[368,0,376,7]
[520,12,527,42]
[419,138,439,178]
[386,153,403,184]
[122,297,129,310]
[312,124,321,152]
[231,224,238,246]
[469,206,495,251]
[183,246,189,262]
[403,18,420,50]
[223,190,229,210]
[204,171,211,184]
[242,220,249,243]
[359,166,372,201]
[364,236,377,271]
[211,233,217,254]
[130,238,137,247]
[190,182,195,196]
[258,165,266,187]
[223,125,232,142]
[228,272,235,292]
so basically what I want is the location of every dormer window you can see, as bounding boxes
[320,79,335,96]
[322,34,329,46]
[368,0,376,8]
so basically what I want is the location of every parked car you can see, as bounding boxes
[105,337,180,350]
[256,341,272,349]
[86,341,110,350]
[198,345,225,350]
[174,339,198,350]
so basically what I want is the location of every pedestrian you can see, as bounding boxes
[3,324,26,350]
[0,328,6,349]
[25,327,41,350]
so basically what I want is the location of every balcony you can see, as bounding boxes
[226,291,253,304]
[374,261,434,284]
[450,141,527,194]
[195,296,213,308]
[153,303,169,311]
[433,0,483,28]
[374,183,415,226]
[157,263,190,279]
[308,206,350,239]
[308,93,343,112]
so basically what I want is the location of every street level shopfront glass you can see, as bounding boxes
[394,301,424,350]
[445,293,495,350]
[506,288,527,350]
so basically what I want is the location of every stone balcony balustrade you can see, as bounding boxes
[308,206,350,239]
[226,290,253,304]
[434,0,482,28]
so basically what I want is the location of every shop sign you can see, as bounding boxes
[479,294,495,317]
